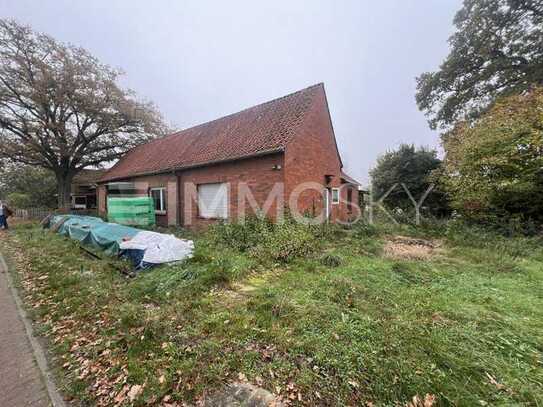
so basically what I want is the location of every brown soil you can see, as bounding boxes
[383,235,442,261]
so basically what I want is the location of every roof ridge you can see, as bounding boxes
[100,83,328,182]
[164,83,324,140]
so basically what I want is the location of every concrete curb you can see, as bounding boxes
[0,253,67,407]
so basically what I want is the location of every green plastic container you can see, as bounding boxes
[107,197,155,226]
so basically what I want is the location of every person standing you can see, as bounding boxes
[0,201,12,230]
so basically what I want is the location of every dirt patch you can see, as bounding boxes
[204,382,282,406]
[384,235,442,261]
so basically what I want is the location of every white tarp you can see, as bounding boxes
[119,230,194,265]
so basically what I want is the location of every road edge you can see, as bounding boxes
[0,252,67,407]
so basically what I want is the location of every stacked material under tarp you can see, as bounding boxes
[107,197,155,226]
[47,215,193,269]
[119,231,195,266]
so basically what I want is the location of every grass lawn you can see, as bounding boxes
[0,220,542,406]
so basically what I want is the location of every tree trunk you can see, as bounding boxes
[56,173,74,211]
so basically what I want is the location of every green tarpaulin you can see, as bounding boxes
[49,215,140,255]
[107,197,155,226]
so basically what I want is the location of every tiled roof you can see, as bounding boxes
[340,171,361,186]
[101,83,325,182]
[73,169,107,185]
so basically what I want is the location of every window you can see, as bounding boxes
[198,183,228,219]
[74,196,87,206]
[332,188,340,205]
[150,187,167,214]
[72,196,87,209]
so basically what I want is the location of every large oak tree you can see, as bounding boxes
[416,0,543,129]
[0,19,167,209]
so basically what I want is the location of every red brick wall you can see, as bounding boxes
[133,174,177,227]
[284,87,352,222]
[98,174,177,227]
[99,154,285,229]
[97,185,107,215]
[179,153,285,229]
[341,182,362,223]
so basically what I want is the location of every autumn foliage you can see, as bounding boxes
[440,87,543,229]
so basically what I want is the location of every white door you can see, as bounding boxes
[323,188,331,220]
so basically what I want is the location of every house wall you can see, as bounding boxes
[98,154,284,229]
[341,182,362,223]
[71,184,98,209]
[98,174,177,227]
[132,174,177,227]
[97,185,106,214]
[179,153,284,229]
[284,87,354,222]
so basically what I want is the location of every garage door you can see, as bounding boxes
[198,183,228,219]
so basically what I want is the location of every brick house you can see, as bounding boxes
[98,83,360,228]
[71,169,106,210]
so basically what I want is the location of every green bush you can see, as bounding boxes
[209,215,273,252]
[255,219,318,262]
[202,257,232,286]
[6,192,34,208]
[320,253,342,267]
[352,222,380,238]
[445,218,543,260]
[210,215,319,263]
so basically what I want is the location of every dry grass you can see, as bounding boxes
[383,235,442,260]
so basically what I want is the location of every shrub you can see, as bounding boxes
[202,257,232,286]
[320,253,342,267]
[445,219,543,259]
[209,215,272,252]
[211,215,320,263]
[352,222,380,238]
[255,219,318,262]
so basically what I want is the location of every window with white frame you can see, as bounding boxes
[198,183,228,219]
[150,187,167,214]
[332,188,340,204]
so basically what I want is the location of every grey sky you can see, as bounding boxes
[1,0,461,184]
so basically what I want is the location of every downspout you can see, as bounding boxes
[175,170,182,227]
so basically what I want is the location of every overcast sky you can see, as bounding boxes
[1,0,461,184]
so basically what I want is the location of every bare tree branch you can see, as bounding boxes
[0,19,169,208]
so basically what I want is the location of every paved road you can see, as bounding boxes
[0,252,51,406]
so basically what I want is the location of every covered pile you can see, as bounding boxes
[46,215,193,269]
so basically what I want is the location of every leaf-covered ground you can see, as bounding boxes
[0,222,542,406]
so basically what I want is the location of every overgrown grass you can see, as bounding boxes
[0,219,542,406]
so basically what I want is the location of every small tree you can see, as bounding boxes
[370,144,448,216]
[440,87,543,225]
[416,0,543,129]
[0,20,168,209]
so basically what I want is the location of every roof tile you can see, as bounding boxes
[101,83,324,182]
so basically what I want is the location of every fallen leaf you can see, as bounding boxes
[406,394,436,407]
[485,372,505,390]
[348,379,359,388]
[128,384,143,402]
[114,384,129,403]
